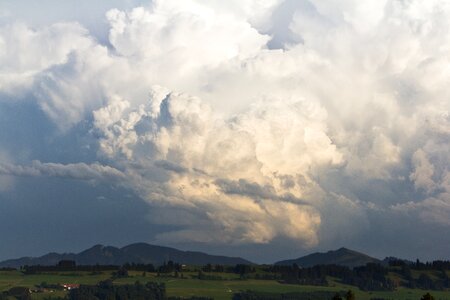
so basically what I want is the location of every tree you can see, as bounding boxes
[202,263,213,272]
[332,293,343,300]
[115,267,128,278]
[417,273,434,289]
[58,260,76,268]
[8,287,31,300]
[420,292,435,300]
[197,270,205,280]
[345,290,355,300]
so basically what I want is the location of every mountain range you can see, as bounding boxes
[0,243,252,268]
[0,244,406,269]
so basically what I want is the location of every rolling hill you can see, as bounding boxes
[275,247,381,268]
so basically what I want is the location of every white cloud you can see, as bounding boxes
[0,22,92,95]
[394,124,450,227]
[92,90,339,245]
[410,149,436,193]
[0,0,449,247]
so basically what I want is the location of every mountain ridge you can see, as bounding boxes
[275,247,381,268]
[0,245,413,269]
[0,243,252,268]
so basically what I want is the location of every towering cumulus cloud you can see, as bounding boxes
[0,0,449,251]
[92,90,342,244]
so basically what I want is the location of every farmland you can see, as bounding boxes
[1,270,449,300]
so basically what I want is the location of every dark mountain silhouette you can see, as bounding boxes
[0,243,252,268]
[0,252,77,268]
[275,247,381,268]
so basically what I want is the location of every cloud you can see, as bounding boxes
[91,90,337,245]
[0,151,15,192]
[154,160,188,174]
[0,0,449,250]
[0,160,125,182]
[409,149,436,193]
[393,195,450,227]
[0,22,93,95]
[394,137,450,227]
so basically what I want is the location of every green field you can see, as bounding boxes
[0,270,449,300]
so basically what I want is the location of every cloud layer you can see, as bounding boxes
[0,160,124,182]
[0,0,449,251]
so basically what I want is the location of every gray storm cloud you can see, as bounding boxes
[0,0,449,248]
[0,161,125,182]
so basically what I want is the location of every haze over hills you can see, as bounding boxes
[0,243,252,268]
[275,247,381,268]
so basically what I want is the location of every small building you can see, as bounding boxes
[62,284,80,290]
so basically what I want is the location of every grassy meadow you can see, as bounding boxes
[0,270,449,300]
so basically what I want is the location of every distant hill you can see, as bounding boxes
[275,247,381,268]
[0,243,252,268]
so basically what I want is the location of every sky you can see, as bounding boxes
[0,0,449,264]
